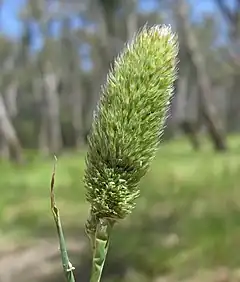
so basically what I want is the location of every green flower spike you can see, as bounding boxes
[84,24,179,282]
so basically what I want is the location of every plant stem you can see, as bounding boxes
[89,219,114,282]
[50,156,76,282]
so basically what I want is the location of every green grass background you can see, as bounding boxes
[1,136,240,281]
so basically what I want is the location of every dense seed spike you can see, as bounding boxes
[84,24,179,220]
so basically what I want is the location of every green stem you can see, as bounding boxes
[89,219,114,282]
[50,156,76,282]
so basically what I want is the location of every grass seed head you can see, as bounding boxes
[84,24,179,220]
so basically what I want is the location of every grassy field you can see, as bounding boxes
[1,136,240,281]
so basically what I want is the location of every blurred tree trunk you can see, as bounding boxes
[71,76,85,148]
[0,94,22,162]
[38,6,63,154]
[95,1,115,73]
[0,135,9,159]
[83,0,121,140]
[33,76,50,155]
[4,81,18,118]
[228,75,240,132]
[21,0,63,154]
[174,48,201,150]
[215,0,240,132]
[42,62,62,154]
[61,18,85,148]
[124,0,138,41]
[175,0,227,151]
[1,81,19,159]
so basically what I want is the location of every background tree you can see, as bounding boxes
[0,0,239,161]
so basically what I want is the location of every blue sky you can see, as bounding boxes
[0,0,233,71]
[1,0,26,38]
[0,0,227,39]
